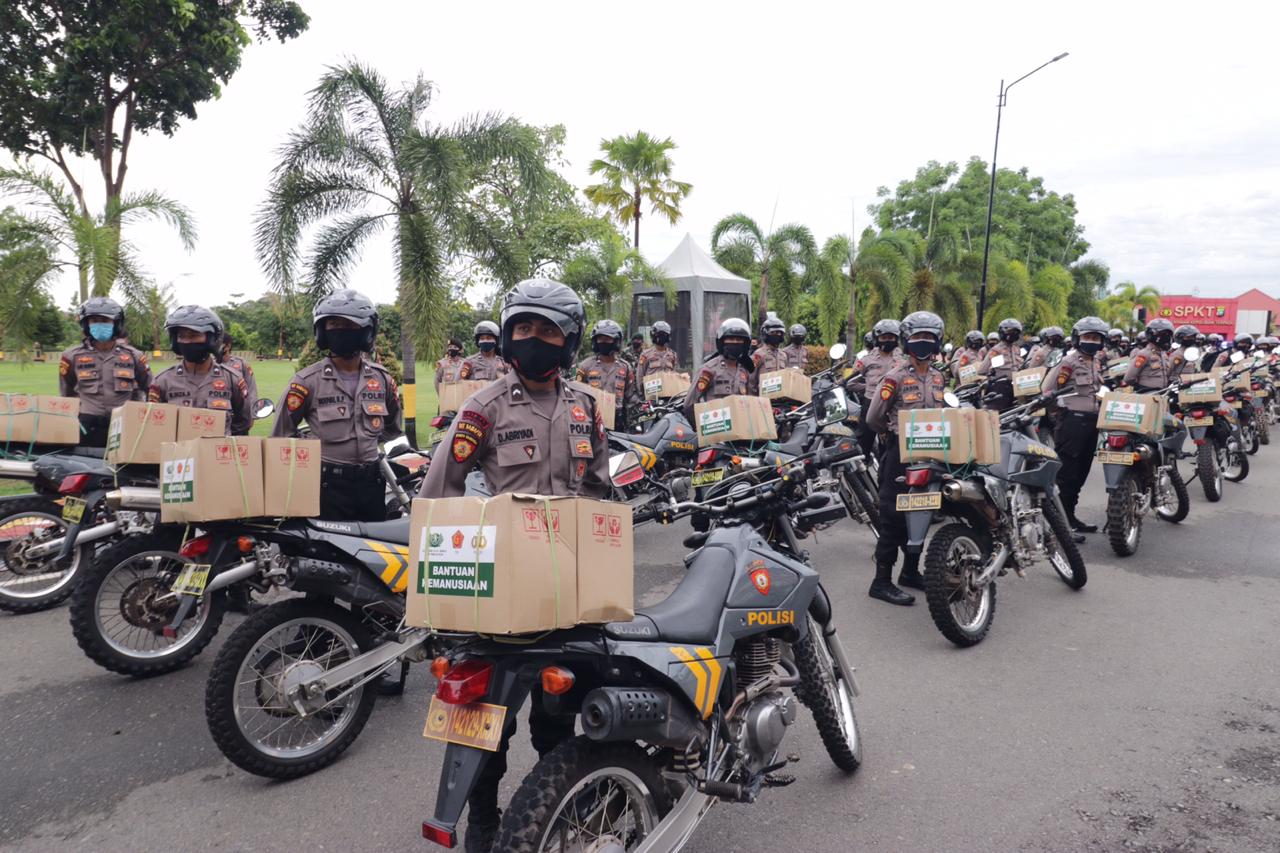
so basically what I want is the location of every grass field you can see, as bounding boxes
[0,357,441,496]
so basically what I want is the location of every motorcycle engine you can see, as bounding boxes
[1010,488,1043,562]
[733,691,797,774]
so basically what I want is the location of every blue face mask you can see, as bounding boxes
[88,323,115,342]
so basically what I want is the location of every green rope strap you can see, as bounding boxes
[228,436,252,518]
[0,394,84,459]
[272,438,299,528]
[110,402,157,487]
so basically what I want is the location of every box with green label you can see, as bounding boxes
[1012,367,1046,398]
[106,401,179,465]
[159,436,264,523]
[758,369,812,404]
[897,408,979,463]
[1095,392,1163,435]
[642,371,691,400]
[1176,371,1222,405]
[406,494,634,634]
[694,395,778,446]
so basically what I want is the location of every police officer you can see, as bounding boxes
[637,320,679,384]
[849,319,903,457]
[58,297,150,447]
[272,289,403,521]
[979,318,1026,411]
[863,331,874,351]
[218,332,259,413]
[1123,319,1174,393]
[784,323,809,370]
[624,333,645,367]
[953,330,986,384]
[459,320,509,381]
[1043,317,1109,537]
[864,311,948,606]
[1106,329,1126,362]
[149,306,252,435]
[753,316,789,373]
[683,318,757,423]
[1027,326,1065,368]
[574,319,640,428]
[418,280,605,851]
[985,330,999,354]
[434,337,466,392]
[1170,325,1201,379]
[1217,333,1254,367]
[1201,334,1225,372]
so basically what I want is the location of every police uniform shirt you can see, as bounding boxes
[951,346,985,383]
[419,372,609,499]
[220,354,258,411]
[272,356,403,463]
[979,341,1023,379]
[1123,344,1171,390]
[574,355,640,410]
[1042,349,1102,413]
[459,353,510,381]
[434,354,466,389]
[682,354,757,422]
[782,343,809,371]
[58,341,150,415]
[637,346,679,383]
[848,349,901,397]
[1026,344,1055,369]
[752,344,788,374]
[149,362,252,435]
[865,362,947,434]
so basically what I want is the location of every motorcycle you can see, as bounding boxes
[904,391,1088,648]
[1183,353,1254,501]
[607,400,700,513]
[1249,365,1272,446]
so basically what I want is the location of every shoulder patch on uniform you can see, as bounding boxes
[696,369,712,392]
[452,436,476,463]
[880,378,897,400]
[289,382,309,397]
[148,386,162,403]
[59,358,70,376]
[1057,364,1074,385]
[459,409,491,434]
[1133,355,1147,369]
[286,391,305,411]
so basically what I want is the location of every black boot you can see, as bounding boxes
[898,553,925,590]
[869,578,915,606]
[464,809,501,853]
[1068,514,1097,534]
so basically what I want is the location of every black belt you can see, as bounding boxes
[321,460,381,481]
[1064,410,1097,419]
[80,413,110,424]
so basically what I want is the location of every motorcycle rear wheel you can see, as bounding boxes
[794,618,862,772]
[1222,439,1249,482]
[1258,412,1271,445]
[1105,475,1142,557]
[839,468,881,538]
[0,497,89,613]
[923,523,996,648]
[1197,442,1223,501]
[494,737,672,853]
[1154,466,1190,523]
[205,599,377,779]
[1243,421,1260,455]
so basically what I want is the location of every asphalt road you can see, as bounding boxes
[3,451,1280,853]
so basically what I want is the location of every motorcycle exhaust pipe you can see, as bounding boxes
[941,479,985,503]
[0,460,37,480]
[204,559,262,594]
[104,487,161,511]
[24,520,121,559]
[581,687,701,748]
[973,543,1011,586]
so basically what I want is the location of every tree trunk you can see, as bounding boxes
[632,185,641,249]
[397,220,419,448]
[756,269,770,330]
[845,268,858,350]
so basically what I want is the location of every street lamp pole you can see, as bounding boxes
[975,52,1069,332]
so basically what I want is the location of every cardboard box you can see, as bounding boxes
[642,371,691,400]
[262,437,322,517]
[694,395,778,446]
[1096,392,1162,435]
[898,408,978,463]
[405,494,634,634]
[588,387,617,430]
[973,409,1002,465]
[159,436,265,523]
[1224,368,1250,392]
[106,401,179,465]
[1176,372,1222,405]
[176,408,227,441]
[0,395,80,446]
[438,380,490,413]
[956,363,983,386]
[1012,367,1047,398]
[1107,358,1130,378]
[758,369,812,404]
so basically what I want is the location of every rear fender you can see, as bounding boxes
[1102,463,1130,492]
[903,501,935,553]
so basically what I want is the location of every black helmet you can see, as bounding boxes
[166,304,224,357]
[473,320,500,343]
[716,317,752,355]
[1145,318,1174,349]
[1207,332,1224,346]
[997,318,1023,342]
[1071,316,1109,347]
[965,330,984,348]
[499,277,585,370]
[1174,324,1200,346]
[901,311,944,342]
[863,331,874,347]
[78,296,126,340]
[1108,328,1124,342]
[872,319,901,339]
[1257,336,1278,351]
[987,331,999,343]
[761,316,785,334]
[1040,326,1065,346]
[591,319,624,354]
[651,320,672,338]
[788,323,806,339]
[1235,333,1255,350]
[314,289,378,353]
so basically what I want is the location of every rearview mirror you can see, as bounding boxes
[609,450,644,488]
[943,343,954,355]
[1231,350,1246,364]
[990,354,1006,369]
[1045,349,1064,368]
[254,399,275,420]
[828,343,847,361]
[1019,347,1029,357]
[815,387,850,426]
[943,390,960,408]
[856,349,869,359]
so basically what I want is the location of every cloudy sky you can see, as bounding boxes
[7,0,1279,310]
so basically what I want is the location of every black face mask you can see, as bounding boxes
[631,342,643,353]
[447,347,462,357]
[790,336,805,347]
[477,340,497,354]
[653,333,669,346]
[1078,340,1103,356]
[1003,331,1021,343]
[593,340,618,356]
[765,333,784,346]
[326,329,366,358]
[905,339,940,361]
[878,339,896,353]
[179,341,214,364]
[508,337,562,381]
[722,342,747,361]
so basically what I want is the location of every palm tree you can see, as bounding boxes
[560,230,672,322]
[0,208,59,348]
[255,60,549,443]
[710,214,816,330]
[1108,281,1161,328]
[1024,264,1073,331]
[584,131,692,249]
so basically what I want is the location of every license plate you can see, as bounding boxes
[690,468,726,488]
[1231,400,1243,409]
[1096,451,1134,465]
[170,564,211,596]
[1258,390,1269,398]
[896,492,942,511]
[1184,416,1214,428]
[61,497,87,523]
[423,696,507,752]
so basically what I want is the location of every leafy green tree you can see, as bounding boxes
[0,0,307,289]
[127,280,176,352]
[584,131,691,249]
[561,230,672,322]
[255,60,549,443]
[1099,281,1160,332]
[710,214,816,330]
[0,207,58,348]
[1068,259,1108,319]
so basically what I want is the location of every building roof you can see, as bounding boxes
[1237,287,1280,314]
[657,233,749,284]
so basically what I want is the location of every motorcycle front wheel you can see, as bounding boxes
[494,737,673,853]
[205,599,377,779]
[794,618,862,772]
[1197,442,1223,501]
[1221,438,1249,482]
[1105,475,1143,557]
[1043,501,1088,589]
[1258,411,1271,445]
[923,523,996,648]
[1154,466,1190,523]
[0,497,90,613]
[1243,420,1260,455]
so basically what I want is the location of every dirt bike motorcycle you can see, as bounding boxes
[902,391,1087,648]
[607,401,699,511]
[1182,353,1254,501]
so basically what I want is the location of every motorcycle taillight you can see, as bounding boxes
[696,449,718,467]
[905,467,931,487]
[429,416,446,428]
[1252,383,1261,391]
[179,536,212,559]
[1191,409,1208,419]
[1107,434,1130,449]
[58,473,91,495]
[436,659,493,705]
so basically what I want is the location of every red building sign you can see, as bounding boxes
[1156,295,1238,337]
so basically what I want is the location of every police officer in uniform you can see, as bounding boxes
[58,297,150,447]
[753,316,790,373]
[218,333,258,414]
[683,318,757,423]
[985,330,999,354]
[952,330,986,384]
[1123,319,1174,393]
[459,320,509,381]
[149,306,253,435]
[624,333,645,368]
[848,319,903,457]
[574,319,640,428]
[1105,329,1126,362]
[418,280,606,851]
[979,318,1026,411]
[1216,333,1254,367]
[1043,317,1109,537]
[1170,325,1201,379]
[1201,334,1225,372]
[434,337,466,391]
[864,311,949,605]
[272,290,403,521]
[637,320,679,384]
[783,323,809,371]
[1027,326,1064,368]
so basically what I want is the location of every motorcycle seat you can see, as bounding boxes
[768,421,813,460]
[627,418,670,448]
[606,543,734,645]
